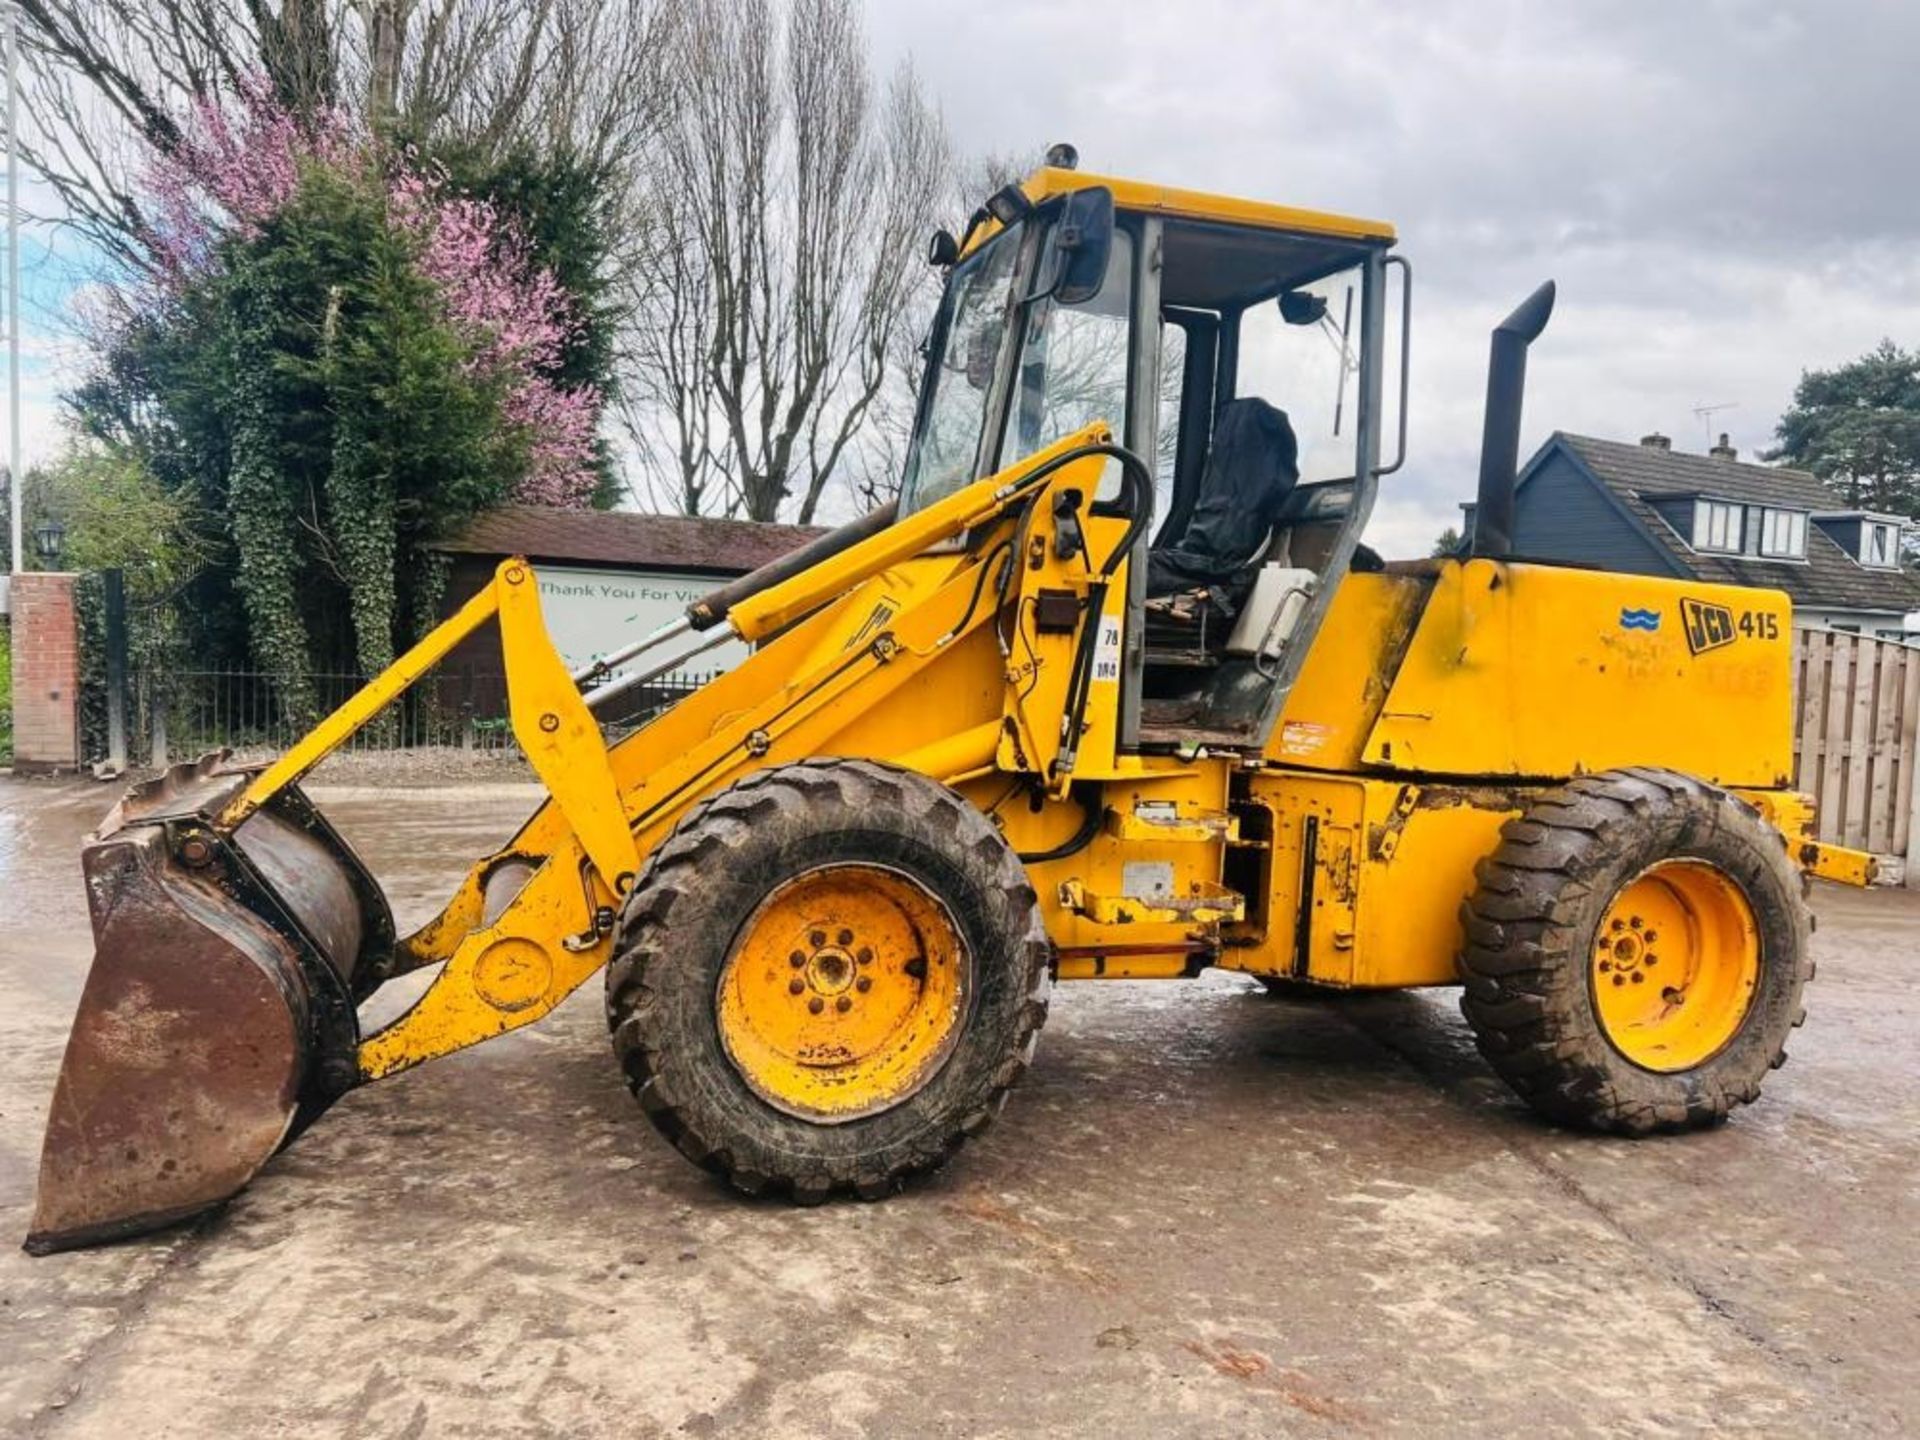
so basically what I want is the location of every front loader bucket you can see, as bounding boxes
[26,755,392,1254]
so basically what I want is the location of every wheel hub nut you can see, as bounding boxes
[807,947,856,996]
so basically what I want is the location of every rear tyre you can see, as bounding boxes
[606,759,1051,1201]
[1458,767,1810,1136]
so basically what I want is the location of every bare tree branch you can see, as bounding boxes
[15,0,671,280]
[615,0,949,521]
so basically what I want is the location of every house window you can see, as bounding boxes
[1693,499,1743,553]
[1758,508,1807,558]
[1861,521,1901,569]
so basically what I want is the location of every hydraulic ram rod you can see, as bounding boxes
[583,627,738,712]
[570,614,695,686]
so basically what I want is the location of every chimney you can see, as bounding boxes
[1710,432,1738,461]
[1640,432,1671,451]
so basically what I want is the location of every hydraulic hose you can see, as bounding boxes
[1016,784,1103,864]
[1048,445,1153,777]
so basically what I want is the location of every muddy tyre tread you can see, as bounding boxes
[1457,767,1812,1137]
[605,759,1050,1201]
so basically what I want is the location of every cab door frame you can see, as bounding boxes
[1117,214,1166,749]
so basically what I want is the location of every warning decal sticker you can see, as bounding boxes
[1092,616,1123,683]
[1280,720,1332,758]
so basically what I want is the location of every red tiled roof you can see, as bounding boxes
[429,505,827,576]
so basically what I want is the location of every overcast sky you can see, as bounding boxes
[12,2,1918,557]
[869,0,1920,556]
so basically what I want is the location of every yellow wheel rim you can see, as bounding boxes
[1591,860,1760,1073]
[717,864,971,1122]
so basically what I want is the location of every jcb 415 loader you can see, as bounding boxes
[28,162,1875,1253]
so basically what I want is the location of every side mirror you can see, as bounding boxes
[927,228,959,268]
[1279,290,1328,326]
[1036,186,1114,307]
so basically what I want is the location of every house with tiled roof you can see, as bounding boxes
[1463,432,1920,639]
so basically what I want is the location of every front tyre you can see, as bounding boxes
[605,760,1051,1201]
[1458,768,1811,1135]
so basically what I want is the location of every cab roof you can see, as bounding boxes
[960,165,1397,259]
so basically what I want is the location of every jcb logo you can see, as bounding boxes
[1681,598,1736,656]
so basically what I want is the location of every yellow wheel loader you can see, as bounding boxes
[27,161,1876,1253]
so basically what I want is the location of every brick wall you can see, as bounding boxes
[8,572,81,773]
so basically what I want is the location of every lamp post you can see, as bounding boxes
[32,514,62,568]
[3,3,15,580]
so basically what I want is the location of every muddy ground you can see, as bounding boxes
[1,774,1914,1437]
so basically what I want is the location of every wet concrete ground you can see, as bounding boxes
[1,773,1915,1437]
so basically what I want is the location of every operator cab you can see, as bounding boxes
[899,163,1406,751]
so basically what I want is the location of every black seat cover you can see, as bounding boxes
[1147,397,1299,601]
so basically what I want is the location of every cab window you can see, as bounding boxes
[1232,263,1364,484]
[997,228,1135,490]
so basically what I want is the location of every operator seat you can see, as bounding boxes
[1146,396,1300,618]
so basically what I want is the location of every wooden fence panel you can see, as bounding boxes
[1898,653,1920,859]
[1792,628,1919,864]
[1866,646,1906,855]
[1840,636,1867,850]
[1820,634,1854,842]
[1793,630,1824,808]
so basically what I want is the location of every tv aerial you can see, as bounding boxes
[1692,401,1739,447]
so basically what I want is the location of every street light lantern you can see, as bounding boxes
[33,515,63,566]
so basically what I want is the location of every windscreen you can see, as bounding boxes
[897,225,1024,513]
[997,228,1134,480]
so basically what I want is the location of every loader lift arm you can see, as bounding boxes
[27,425,1140,1252]
[356,429,1146,1081]
[220,563,643,903]
[174,425,1134,1094]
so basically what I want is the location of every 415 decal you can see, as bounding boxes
[1680,596,1780,655]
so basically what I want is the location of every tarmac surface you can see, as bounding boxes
[1,773,1915,1437]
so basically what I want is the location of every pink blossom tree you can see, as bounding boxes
[142,74,351,284]
[93,80,613,700]
[138,81,602,507]
[389,168,601,506]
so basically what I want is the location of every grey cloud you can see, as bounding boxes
[869,0,1920,554]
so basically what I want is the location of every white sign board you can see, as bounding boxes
[533,565,749,678]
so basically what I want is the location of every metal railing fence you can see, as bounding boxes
[130,665,713,766]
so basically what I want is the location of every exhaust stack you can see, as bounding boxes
[1472,280,1556,558]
